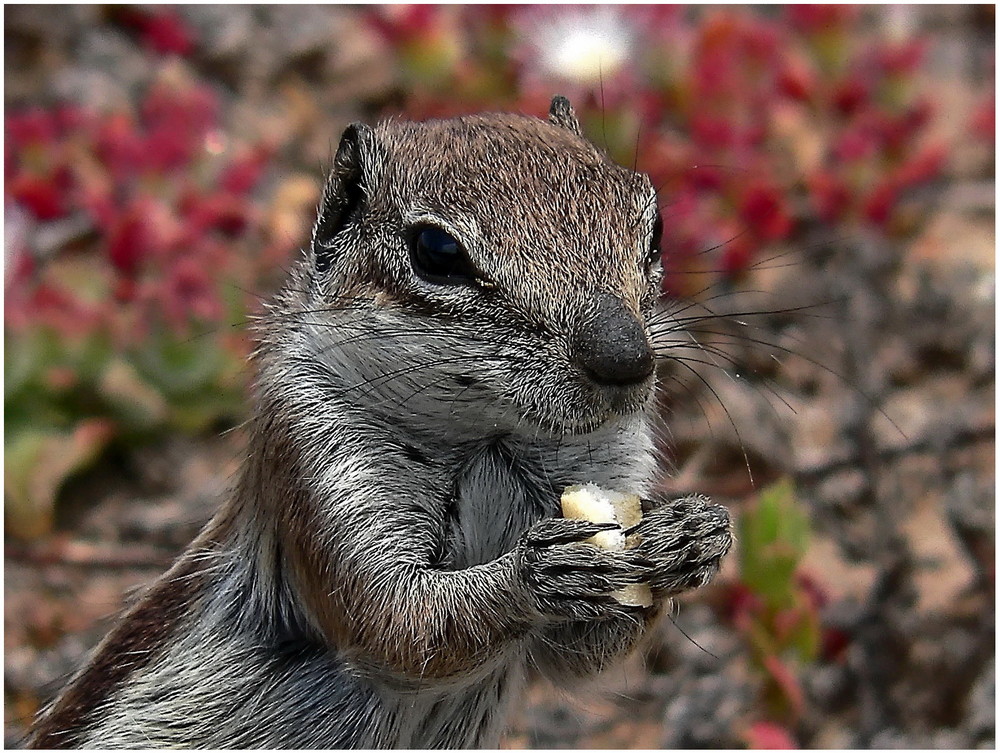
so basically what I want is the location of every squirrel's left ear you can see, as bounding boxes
[312,123,379,276]
[548,95,582,136]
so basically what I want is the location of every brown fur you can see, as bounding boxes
[29,556,206,748]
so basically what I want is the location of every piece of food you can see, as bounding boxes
[560,483,653,608]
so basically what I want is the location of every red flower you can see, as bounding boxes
[862,178,899,226]
[874,39,926,77]
[894,144,946,188]
[821,626,851,661]
[95,112,144,182]
[690,113,736,150]
[219,146,271,195]
[367,5,447,46]
[6,108,59,149]
[185,192,252,237]
[140,83,219,172]
[970,96,995,143]
[105,197,169,275]
[903,98,934,134]
[162,256,222,327]
[777,62,815,103]
[124,8,195,56]
[740,182,792,241]
[685,163,725,191]
[7,172,67,220]
[113,277,139,304]
[720,235,757,278]
[832,126,878,163]
[786,4,858,36]
[54,103,90,134]
[144,123,200,173]
[831,76,869,117]
[807,170,852,224]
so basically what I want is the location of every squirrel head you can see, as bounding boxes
[286,96,663,438]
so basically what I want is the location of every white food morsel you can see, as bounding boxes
[560,483,653,608]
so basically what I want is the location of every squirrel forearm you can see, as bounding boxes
[304,549,534,681]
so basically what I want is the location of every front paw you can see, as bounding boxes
[516,518,651,622]
[634,494,733,597]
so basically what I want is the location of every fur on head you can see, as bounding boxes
[265,95,664,439]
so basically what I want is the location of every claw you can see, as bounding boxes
[526,519,618,548]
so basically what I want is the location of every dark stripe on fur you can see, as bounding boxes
[28,556,204,748]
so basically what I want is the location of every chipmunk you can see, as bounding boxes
[28,96,733,749]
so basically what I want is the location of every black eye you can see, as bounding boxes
[646,211,663,270]
[409,225,477,284]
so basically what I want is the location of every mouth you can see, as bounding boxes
[509,376,655,437]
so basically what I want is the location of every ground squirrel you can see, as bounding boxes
[28,96,733,749]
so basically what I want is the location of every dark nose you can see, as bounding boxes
[573,293,655,386]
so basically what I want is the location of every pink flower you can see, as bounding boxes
[743,720,798,749]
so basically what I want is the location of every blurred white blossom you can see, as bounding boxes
[526,6,635,84]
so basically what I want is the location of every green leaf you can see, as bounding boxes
[97,358,169,432]
[130,334,226,399]
[738,478,810,610]
[4,420,115,539]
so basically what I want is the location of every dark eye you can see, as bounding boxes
[409,226,478,284]
[646,211,663,270]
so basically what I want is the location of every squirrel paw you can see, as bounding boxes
[634,494,733,596]
[517,518,651,622]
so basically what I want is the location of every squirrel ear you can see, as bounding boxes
[548,95,582,136]
[312,123,376,275]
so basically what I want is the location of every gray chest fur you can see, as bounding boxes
[445,441,560,569]
[440,432,649,570]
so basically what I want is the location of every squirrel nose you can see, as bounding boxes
[573,293,655,386]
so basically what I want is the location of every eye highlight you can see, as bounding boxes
[409,225,478,284]
[646,211,663,270]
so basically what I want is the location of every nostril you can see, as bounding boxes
[574,294,655,387]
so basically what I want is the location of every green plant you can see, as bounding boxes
[730,479,822,740]
[4,65,286,538]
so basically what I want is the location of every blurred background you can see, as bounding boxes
[4,5,994,748]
